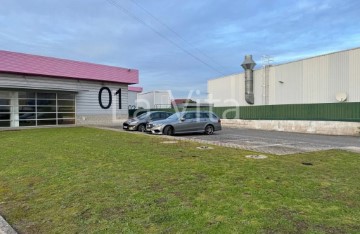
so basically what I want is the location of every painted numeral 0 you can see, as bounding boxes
[98,87,122,109]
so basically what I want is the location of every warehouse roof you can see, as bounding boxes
[0,50,139,84]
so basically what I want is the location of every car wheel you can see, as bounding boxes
[204,125,214,135]
[163,126,174,136]
[138,124,146,132]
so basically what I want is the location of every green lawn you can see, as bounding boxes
[0,127,359,233]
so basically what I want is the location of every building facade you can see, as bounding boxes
[208,47,360,107]
[0,50,139,128]
[128,86,143,109]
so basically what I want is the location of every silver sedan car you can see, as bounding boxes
[123,111,173,132]
[146,111,222,135]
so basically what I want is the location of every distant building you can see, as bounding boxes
[128,86,143,109]
[0,50,139,128]
[137,90,171,109]
[208,47,360,107]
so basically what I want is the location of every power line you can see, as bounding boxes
[129,0,228,72]
[106,0,226,76]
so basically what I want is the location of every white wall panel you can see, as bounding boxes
[208,47,360,106]
[253,70,264,105]
[274,61,303,104]
[328,51,349,103]
[268,66,276,105]
[302,55,329,103]
[348,49,360,102]
[208,74,244,107]
[137,91,170,109]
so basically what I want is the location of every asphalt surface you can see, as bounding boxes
[103,126,360,155]
[175,127,360,155]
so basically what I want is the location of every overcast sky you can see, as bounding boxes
[1,0,359,99]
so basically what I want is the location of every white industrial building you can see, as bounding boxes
[136,90,172,109]
[208,47,360,107]
[128,86,143,109]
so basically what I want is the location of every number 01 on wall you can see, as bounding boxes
[98,87,122,109]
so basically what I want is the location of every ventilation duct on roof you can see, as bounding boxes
[241,55,256,105]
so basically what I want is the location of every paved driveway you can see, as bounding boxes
[100,125,360,155]
[176,127,360,155]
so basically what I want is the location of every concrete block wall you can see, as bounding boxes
[76,114,128,126]
[221,119,360,136]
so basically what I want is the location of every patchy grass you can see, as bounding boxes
[0,127,359,233]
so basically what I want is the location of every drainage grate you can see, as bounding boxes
[245,155,268,159]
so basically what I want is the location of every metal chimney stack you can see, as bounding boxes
[241,55,256,105]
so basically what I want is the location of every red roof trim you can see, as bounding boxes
[128,86,143,92]
[0,50,139,84]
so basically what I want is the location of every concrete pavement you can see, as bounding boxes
[177,127,360,155]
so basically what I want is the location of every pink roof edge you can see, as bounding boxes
[0,50,139,84]
[128,86,143,92]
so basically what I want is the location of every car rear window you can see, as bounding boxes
[210,113,219,120]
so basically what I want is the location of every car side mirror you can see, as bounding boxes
[180,117,185,122]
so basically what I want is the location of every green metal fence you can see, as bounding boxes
[129,102,360,122]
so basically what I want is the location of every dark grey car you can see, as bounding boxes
[146,111,222,135]
[123,111,173,132]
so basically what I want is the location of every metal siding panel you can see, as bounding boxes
[302,55,329,103]
[0,74,129,117]
[0,73,82,91]
[236,73,247,106]
[253,70,263,105]
[208,74,245,107]
[76,82,128,116]
[349,48,360,102]
[268,66,276,104]
[274,61,303,104]
[328,51,350,102]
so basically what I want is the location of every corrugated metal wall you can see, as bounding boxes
[208,47,360,106]
[130,102,360,122]
[0,73,129,122]
[349,49,360,101]
[208,73,247,106]
[273,61,304,104]
[231,103,360,121]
